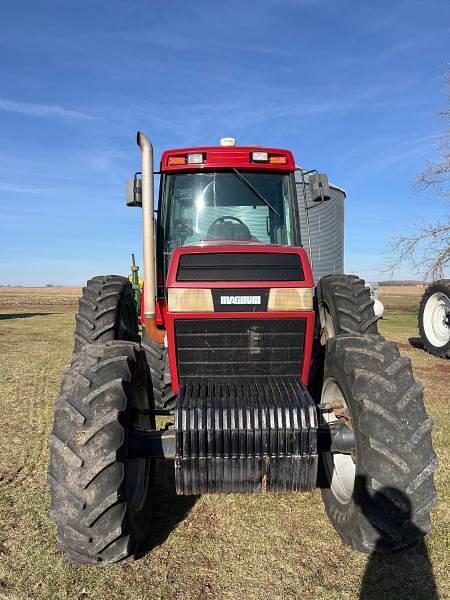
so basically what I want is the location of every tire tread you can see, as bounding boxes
[321,335,437,554]
[74,275,140,353]
[48,341,152,565]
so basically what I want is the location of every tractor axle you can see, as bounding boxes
[128,424,355,460]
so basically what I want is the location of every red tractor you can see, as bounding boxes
[48,133,437,565]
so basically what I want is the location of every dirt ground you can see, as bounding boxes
[0,286,448,599]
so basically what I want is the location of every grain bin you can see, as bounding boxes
[295,171,345,282]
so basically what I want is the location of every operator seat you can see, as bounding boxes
[206,216,253,241]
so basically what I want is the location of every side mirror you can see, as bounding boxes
[126,173,142,207]
[309,173,331,202]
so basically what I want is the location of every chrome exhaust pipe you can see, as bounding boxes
[137,131,165,343]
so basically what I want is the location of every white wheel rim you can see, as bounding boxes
[320,304,335,345]
[321,378,355,505]
[423,292,450,348]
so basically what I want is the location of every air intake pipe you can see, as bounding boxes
[137,131,165,344]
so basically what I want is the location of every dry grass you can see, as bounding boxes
[0,287,80,309]
[379,285,426,296]
[379,285,425,313]
[0,287,448,600]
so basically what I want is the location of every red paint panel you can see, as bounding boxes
[139,290,167,327]
[160,146,295,172]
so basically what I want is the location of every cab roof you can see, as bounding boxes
[160,146,296,172]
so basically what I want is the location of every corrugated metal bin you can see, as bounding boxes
[295,171,346,282]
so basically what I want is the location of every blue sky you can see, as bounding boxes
[0,0,448,285]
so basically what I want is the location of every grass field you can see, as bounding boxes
[0,286,448,599]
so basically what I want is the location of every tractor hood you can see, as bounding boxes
[163,243,315,394]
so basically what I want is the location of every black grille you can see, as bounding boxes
[175,318,306,378]
[177,252,304,282]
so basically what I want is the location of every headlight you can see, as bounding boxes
[167,288,214,312]
[268,288,313,311]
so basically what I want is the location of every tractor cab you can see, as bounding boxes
[129,138,304,289]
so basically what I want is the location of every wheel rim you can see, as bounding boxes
[127,382,153,512]
[320,304,335,345]
[423,292,450,348]
[321,377,355,505]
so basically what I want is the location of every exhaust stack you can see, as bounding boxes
[137,131,165,343]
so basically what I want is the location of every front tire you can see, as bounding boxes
[48,341,154,565]
[320,335,438,554]
[418,280,450,358]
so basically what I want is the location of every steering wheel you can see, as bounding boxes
[206,215,252,239]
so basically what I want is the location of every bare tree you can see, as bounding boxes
[388,70,450,280]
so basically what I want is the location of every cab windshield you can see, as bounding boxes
[162,171,297,258]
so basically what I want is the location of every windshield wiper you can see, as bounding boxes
[232,168,280,217]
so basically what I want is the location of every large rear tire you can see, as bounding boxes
[48,341,154,565]
[74,275,140,352]
[418,279,450,359]
[320,335,438,553]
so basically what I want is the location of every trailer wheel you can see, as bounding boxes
[141,333,176,409]
[320,334,438,554]
[48,341,154,565]
[317,274,379,343]
[418,280,450,358]
[74,275,140,352]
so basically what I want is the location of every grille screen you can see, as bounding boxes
[175,318,306,378]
